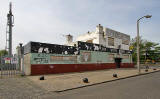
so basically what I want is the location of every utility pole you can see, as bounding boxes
[137,15,152,74]
[6,2,14,57]
[137,20,140,74]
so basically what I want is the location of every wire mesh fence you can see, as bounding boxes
[0,63,21,78]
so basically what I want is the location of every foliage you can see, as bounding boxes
[0,50,8,64]
[0,50,8,56]
[130,37,160,63]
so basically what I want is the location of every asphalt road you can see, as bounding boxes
[1,71,160,99]
[45,71,160,99]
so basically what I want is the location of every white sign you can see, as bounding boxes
[4,57,11,64]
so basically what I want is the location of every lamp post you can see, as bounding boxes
[137,15,152,74]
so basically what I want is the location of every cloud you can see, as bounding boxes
[0,0,159,53]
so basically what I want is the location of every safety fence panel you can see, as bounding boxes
[0,63,21,78]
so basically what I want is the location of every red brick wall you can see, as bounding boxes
[31,63,135,75]
[31,63,116,75]
[120,63,134,68]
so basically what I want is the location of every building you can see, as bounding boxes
[22,24,134,75]
[73,24,130,50]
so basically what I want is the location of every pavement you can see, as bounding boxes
[27,66,160,92]
[52,71,160,99]
[0,66,160,99]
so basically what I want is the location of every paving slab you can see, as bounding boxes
[0,77,48,99]
[27,67,160,92]
[0,67,160,98]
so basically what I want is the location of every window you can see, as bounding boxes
[86,40,93,43]
[108,37,114,46]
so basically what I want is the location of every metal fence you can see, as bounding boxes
[0,63,21,78]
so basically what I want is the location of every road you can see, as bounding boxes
[49,71,160,99]
[0,71,160,99]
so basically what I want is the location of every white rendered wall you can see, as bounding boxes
[76,25,130,50]
[76,32,99,44]
[23,54,31,75]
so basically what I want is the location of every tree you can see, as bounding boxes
[130,36,145,63]
[0,50,8,64]
[130,37,159,63]
[151,46,160,62]
[0,50,8,56]
[144,42,159,61]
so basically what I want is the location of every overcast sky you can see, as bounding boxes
[0,0,160,53]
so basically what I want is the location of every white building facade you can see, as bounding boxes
[76,24,130,51]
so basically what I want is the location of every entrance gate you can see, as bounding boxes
[0,56,21,78]
[115,58,122,68]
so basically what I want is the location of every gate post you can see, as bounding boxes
[19,43,24,75]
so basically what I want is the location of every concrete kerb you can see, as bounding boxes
[54,69,160,93]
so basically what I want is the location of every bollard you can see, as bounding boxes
[113,74,118,78]
[153,68,157,70]
[21,73,25,77]
[39,76,45,80]
[145,66,149,69]
[83,78,89,83]
[145,69,148,72]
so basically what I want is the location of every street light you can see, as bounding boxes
[137,15,152,74]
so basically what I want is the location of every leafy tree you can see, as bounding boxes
[0,50,8,56]
[155,46,160,51]
[151,46,160,62]
[0,50,8,64]
[130,37,159,63]
[130,36,145,62]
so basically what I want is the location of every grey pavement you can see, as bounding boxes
[27,68,160,92]
[48,71,160,99]
[0,77,49,99]
[0,68,160,99]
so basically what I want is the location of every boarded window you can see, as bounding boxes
[123,55,129,59]
[50,56,77,61]
[109,54,114,61]
[81,52,91,62]
[86,40,93,43]
[122,35,130,45]
[108,37,114,46]
[122,39,129,45]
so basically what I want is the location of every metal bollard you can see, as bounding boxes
[39,76,45,80]
[145,69,148,72]
[153,68,157,70]
[83,78,89,83]
[113,74,118,78]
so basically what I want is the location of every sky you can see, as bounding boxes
[0,0,160,53]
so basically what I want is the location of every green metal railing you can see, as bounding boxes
[0,63,21,78]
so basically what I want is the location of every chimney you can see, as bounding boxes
[96,24,103,34]
[66,34,73,44]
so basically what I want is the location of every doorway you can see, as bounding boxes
[114,58,122,68]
